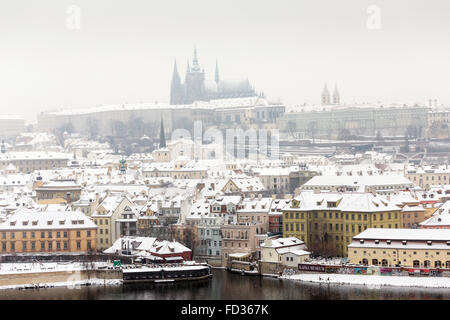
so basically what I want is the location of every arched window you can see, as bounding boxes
[372,259,378,266]
[424,260,431,268]
[413,260,420,267]
[362,258,368,265]
[381,259,388,267]
[435,261,442,268]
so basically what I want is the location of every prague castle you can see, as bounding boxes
[170,48,257,105]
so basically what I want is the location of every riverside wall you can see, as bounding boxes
[0,269,122,287]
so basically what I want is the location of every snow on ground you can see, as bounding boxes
[0,278,122,291]
[282,273,450,289]
[0,262,110,275]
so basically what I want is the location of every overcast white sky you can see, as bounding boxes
[0,0,449,123]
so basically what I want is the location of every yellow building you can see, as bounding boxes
[405,166,450,189]
[35,180,82,204]
[91,195,135,251]
[0,209,97,254]
[282,191,402,257]
[348,228,450,268]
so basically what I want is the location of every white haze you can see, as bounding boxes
[0,0,449,123]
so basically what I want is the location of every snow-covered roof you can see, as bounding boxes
[401,205,425,212]
[285,191,400,212]
[260,237,304,248]
[352,228,450,241]
[0,209,96,230]
[303,175,414,191]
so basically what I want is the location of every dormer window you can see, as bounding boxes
[59,220,65,225]
[22,221,29,226]
[386,240,391,245]
[402,240,407,245]
[327,202,337,208]
[72,220,78,225]
[375,240,379,244]
[10,221,16,226]
[32,221,38,226]
[427,241,432,246]
[359,239,364,244]
[47,220,53,225]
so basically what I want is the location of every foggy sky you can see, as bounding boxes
[1,0,450,123]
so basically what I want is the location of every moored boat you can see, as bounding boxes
[122,263,212,283]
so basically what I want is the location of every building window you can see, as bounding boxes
[77,241,81,249]
[22,232,27,239]
[77,231,81,237]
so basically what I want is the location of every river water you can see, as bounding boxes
[0,269,449,300]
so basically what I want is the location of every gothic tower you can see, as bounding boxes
[184,47,206,104]
[170,60,184,105]
[332,83,340,105]
[321,82,331,105]
[215,59,220,84]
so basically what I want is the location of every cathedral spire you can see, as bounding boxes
[170,59,183,105]
[321,82,330,105]
[332,83,340,105]
[215,59,220,84]
[191,47,200,72]
[171,60,180,83]
[193,47,198,66]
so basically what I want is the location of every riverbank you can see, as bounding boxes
[0,278,122,291]
[281,273,450,289]
[0,262,122,289]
